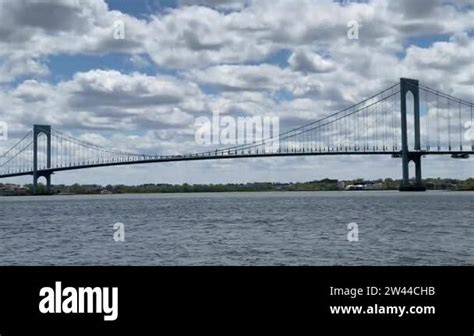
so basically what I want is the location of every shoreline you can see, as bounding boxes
[1,189,472,197]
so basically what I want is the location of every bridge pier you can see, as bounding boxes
[33,172,52,194]
[399,78,426,192]
[32,125,52,195]
[400,153,425,191]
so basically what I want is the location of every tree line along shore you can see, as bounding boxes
[1,178,473,195]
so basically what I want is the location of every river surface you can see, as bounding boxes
[0,191,472,265]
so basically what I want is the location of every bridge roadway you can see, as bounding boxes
[1,149,471,179]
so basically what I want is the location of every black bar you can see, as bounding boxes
[0,267,472,335]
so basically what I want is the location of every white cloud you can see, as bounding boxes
[0,0,148,81]
[289,49,336,73]
[0,0,473,184]
[187,64,294,91]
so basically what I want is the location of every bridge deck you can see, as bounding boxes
[1,150,472,179]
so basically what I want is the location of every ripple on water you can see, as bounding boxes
[0,191,472,265]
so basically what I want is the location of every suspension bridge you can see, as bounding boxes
[0,78,472,193]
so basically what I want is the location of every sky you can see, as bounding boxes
[0,0,473,186]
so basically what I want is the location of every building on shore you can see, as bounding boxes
[343,181,385,191]
[0,183,29,195]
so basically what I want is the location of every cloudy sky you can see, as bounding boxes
[0,0,473,185]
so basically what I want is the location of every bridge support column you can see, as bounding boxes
[400,153,425,191]
[414,155,422,185]
[399,79,426,192]
[33,172,52,194]
[33,173,38,194]
[32,125,52,195]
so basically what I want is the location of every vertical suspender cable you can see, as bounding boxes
[436,92,440,150]
[458,101,462,150]
[448,99,451,151]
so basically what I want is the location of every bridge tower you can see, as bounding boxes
[33,125,52,194]
[399,78,426,191]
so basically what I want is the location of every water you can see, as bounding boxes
[0,191,472,265]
